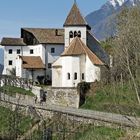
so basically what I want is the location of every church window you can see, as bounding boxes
[82,73,84,80]
[78,31,81,38]
[9,60,12,65]
[17,49,20,54]
[9,49,13,54]
[74,72,77,80]
[69,31,73,38]
[74,31,78,37]
[51,48,55,53]
[30,49,34,54]
[48,63,52,68]
[67,73,70,80]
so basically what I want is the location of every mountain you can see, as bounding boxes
[86,0,140,40]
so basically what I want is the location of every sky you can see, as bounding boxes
[0,0,107,40]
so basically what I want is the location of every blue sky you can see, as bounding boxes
[0,0,107,40]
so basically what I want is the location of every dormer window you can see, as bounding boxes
[74,31,78,37]
[78,31,81,38]
[69,31,73,38]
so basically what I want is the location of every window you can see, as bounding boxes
[30,49,34,54]
[82,73,84,80]
[69,31,73,38]
[17,49,20,54]
[74,73,77,80]
[74,31,78,37]
[78,31,81,38]
[9,49,12,54]
[48,63,52,68]
[51,48,55,53]
[67,73,70,80]
[9,60,12,65]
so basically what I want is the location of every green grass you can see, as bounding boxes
[76,126,125,140]
[81,83,140,116]
[0,85,34,97]
[0,106,33,138]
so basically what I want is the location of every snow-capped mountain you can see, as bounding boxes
[86,0,140,40]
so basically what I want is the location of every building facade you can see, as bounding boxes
[1,2,109,87]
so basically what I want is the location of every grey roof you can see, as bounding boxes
[22,28,64,44]
[87,31,110,65]
[1,38,26,46]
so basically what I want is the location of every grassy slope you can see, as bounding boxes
[76,126,125,140]
[0,85,34,97]
[81,83,140,116]
[0,106,33,137]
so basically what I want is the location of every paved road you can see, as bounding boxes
[0,92,140,128]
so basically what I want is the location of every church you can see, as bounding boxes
[1,2,109,87]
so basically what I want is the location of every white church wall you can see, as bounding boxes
[62,56,80,87]
[80,54,86,81]
[65,26,87,47]
[52,57,62,87]
[85,56,101,82]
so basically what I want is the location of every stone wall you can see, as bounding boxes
[44,87,79,108]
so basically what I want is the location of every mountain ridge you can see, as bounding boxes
[86,0,140,40]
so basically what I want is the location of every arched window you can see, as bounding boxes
[74,73,77,80]
[82,73,84,80]
[69,31,73,38]
[74,31,78,37]
[78,31,81,38]
[67,73,70,80]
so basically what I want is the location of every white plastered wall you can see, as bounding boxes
[85,56,101,82]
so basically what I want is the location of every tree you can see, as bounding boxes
[111,6,140,104]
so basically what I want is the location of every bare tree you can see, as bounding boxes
[111,6,140,104]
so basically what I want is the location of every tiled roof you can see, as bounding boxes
[61,37,104,65]
[1,38,26,46]
[22,28,64,44]
[64,3,90,29]
[20,56,45,69]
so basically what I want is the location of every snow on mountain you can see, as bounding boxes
[108,0,125,8]
[86,0,140,40]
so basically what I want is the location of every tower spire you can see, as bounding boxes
[74,0,76,4]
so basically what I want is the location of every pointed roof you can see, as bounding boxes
[61,37,104,65]
[64,3,91,29]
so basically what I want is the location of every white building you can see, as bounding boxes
[1,2,109,86]
[52,3,109,87]
[1,29,64,82]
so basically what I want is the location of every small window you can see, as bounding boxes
[78,31,81,38]
[17,49,20,54]
[48,63,52,68]
[9,60,12,65]
[9,49,12,54]
[74,73,77,80]
[82,73,84,80]
[51,48,55,53]
[74,31,78,37]
[67,73,70,80]
[69,31,73,38]
[30,49,34,54]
